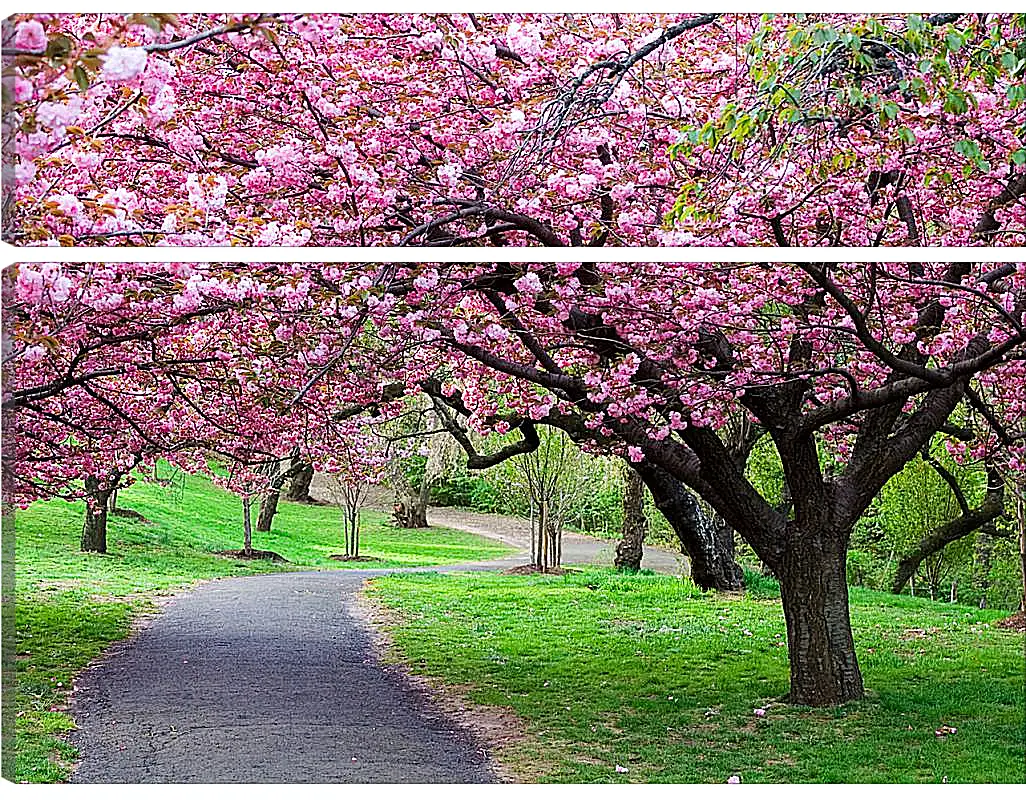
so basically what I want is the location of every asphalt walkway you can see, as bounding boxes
[69,502,685,782]
[70,569,497,783]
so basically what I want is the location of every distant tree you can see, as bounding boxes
[385,399,459,529]
[323,433,388,559]
[615,464,648,571]
[889,452,1007,597]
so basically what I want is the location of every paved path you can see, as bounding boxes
[70,569,498,783]
[422,505,686,576]
[308,478,688,576]
[69,501,685,783]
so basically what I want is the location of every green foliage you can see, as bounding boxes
[745,436,786,509]
[743,569,781,599]
[369,568,1023,783]
[669,13,1026,225]
[12,470,513,782]
[740,432,1021,608]
[431,472,507,513]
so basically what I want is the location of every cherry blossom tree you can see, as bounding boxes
[1,263,398,552]
[322,430,389,560]
[5,262,1025,706]
[3,13,1023,247]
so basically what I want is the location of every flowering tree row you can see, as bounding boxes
[4,262,1024,706]
[3,13,1024,246]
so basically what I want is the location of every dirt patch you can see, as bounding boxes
[503,564,579,576]
[900,627,940,640]
[995,610,1026,633]
[328,554,380,563]
[215,549,288,563]
[32,579,87,593]
[110,508,150,523]
[354,583,529,783]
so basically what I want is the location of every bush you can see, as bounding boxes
[431,474,508,514]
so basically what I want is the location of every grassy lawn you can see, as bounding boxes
[366,568,1026,783]
[11,471,512,782]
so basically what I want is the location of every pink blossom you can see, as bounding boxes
[484,323,508,341]
[513,272,543,294]
[14,20,46,51]
[101,47,149,82]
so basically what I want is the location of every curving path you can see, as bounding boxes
[69,506,684,783]
[70,566,509,783]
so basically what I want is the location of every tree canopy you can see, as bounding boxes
[4,13,1025,246]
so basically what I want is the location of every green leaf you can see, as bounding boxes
[896,127,916,146]
[73,64,90,92]
[1012,148,1026,166]
[812,26,838,46]
[954,139,979,158]
[45,34,74,63]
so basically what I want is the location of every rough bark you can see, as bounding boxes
[285,460,314,502]
[634,462,744,591]
[81,475,110,554]
[242,497,253,556]
[779,525,864,705]
[256,490,280,533]
[257,456,308,532]
[393,493,429,528]
[615,466,648,571]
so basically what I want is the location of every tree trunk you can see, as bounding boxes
[538,500,548,571]
[635,462,744,591]
[529,505,537,566]
[81,475,110,553]
[286,460,314,502]
[615,467,648,571]
[242,497,253,556]
[256,490,280,532]
[1016,490,1025,612]
[549,520,559,568]
[394,491,429,528]
[778,528,864,706]
[106,487,118,514]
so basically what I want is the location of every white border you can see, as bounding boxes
[4,245,1025,264]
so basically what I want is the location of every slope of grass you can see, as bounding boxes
[11,471,512,782]
[366,568,1025,784]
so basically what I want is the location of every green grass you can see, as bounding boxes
[11,470,512,782]
[367,568,1026,783]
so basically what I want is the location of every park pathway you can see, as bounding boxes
[69,503,684,783]
[69,568,501,783]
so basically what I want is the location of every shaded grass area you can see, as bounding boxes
[367,568,1025,783]
[12,471,513,782]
